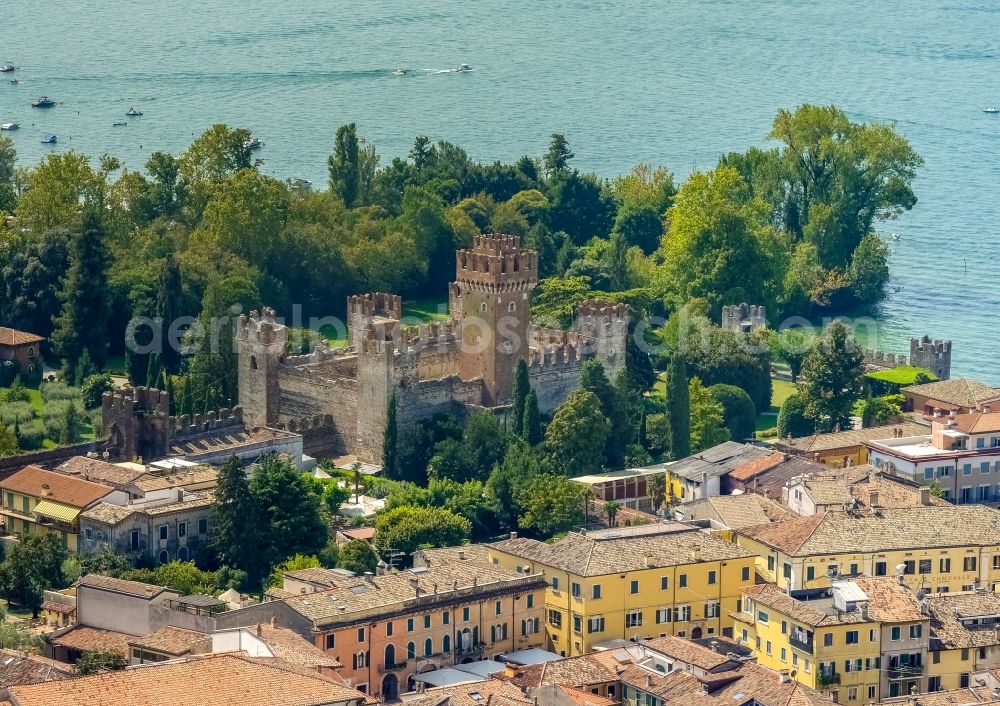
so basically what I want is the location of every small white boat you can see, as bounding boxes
[393,67,407,76]
[0,122,18,130]
[243,137,264,150]
[40,132,57,144]
[112,120,127,127]
[126,106,143,116]
[984,106,1000,114]
[891,232,901,241]
[455,63,472,72]
[0,64,18,73]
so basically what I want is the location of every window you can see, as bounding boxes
[443,634,451,653]
[424,614,432,628]
[705,602,720,619]
[928,677,941,692]
[932,651,940,664]
[159,525,168,540]
[593,584,602,599]
[780,647,787,663]
[891,626,901,641]
[875,561,887,576]
[358,627,365,643]
[198,518,208,534]
[961,648,970,661]
[661,576,669,590]
[903,560,915,575]
[407,642,415,659]
[706,570,717,585]
[656,608,671,624]
[424,638,432,656]
[407,618,414,632]
[869,629,877,642]
[910,624,922,639]
[21,496,28,514]
[806,566,815,581]
[573,614,582,634]
[848,687,858,702]
[964,464,974,476]
[386,621,394,636]
[548,610,562,628]
[868,686,877,700]
[4,492,11,509]
[941,558,951,573]
[674,605,691,622]
[526,595,533,609]
[924,468,934,481]
[766,640,772,655]
[850,563,859,575]
[352,651,367,669]
[630,580,639,594]
[588,616,605,633]
[522,618,539,636]
[495,600,501,616]
[158,550,168,564]
[846,630,859,645]
[984,461,992,474]
[84,527,92,540]
[178,522,187,538]
[823,633,833,647]
[965,556,978,572]
[571,582,582,598]
[781,620,787,635]
[768,556,775,572]
[443,611,450,624]
[625,610,643,628]
[919,559,931,574]
[325,634,335,649]
[741,566,750,581]
[961,673,970,688]
[130,530,140,550]
[551,577,559,591]
[757,610,769,625]
[678,574,687,588]
[981,647,988,660]
[462,607,470,621]
[783,563,792,579]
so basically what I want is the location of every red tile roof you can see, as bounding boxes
[0,327,44,346]
[0,466,114,508]
[727,452,785,482]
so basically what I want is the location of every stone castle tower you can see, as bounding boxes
[236,307,288,431]
[721,303,766,333]
[910,336,952,381]
[101,387,171,462]
[454,234,538,406]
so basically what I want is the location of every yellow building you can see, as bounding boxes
[733,577,929,702]
[925,590,1000,692]
[735,505,1000,594]
[0,465,116,552]
[488,523,757,657]
[774,421,929,468]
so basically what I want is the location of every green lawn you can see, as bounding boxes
[104,353,126,376]
[403,296,450,323]
[756,378,797,433]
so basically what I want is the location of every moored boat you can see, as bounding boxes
[31,96,56,108]
[0,122,18,130]
[126,106,143,116]
[40,132,57,144]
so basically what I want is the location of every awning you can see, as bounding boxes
[33,499,81,524]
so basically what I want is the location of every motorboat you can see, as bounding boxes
[0,122,18,130]
[126,106,143,116]
[455,63,472,72]
[393,67,407,76]
[985,106,1000,114]
[31,96,56,108]
[112,120,127,127]
[9,79,18,85]
[891,232,901,241]
[243,137,264,150]
[0,64,18,73]
[40,132,57,144]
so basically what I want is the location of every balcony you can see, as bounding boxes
[456,642,486,657]
[887,664,924,680]
[789,635,814,654]
[817,672,840,688]
[378,662,408,674]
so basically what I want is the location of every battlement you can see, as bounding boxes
[283,340,357,367]
[529,325,583,348]
[576,300,630,323]
[863,349,908,370]
[101,386,170,416]
[347,292,402,321]
[272,413,336,434]
[455,233,538,292]
[171,406,244,438]
[721,303,766,333]
[237,307,288,351]
[910,335,953,380]
[528,342,583,371]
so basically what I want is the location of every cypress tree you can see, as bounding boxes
[180,375,194,416]
[51,212,113,370]
[165,374,176,415]
[667,353,691,459]
[145,352,160,389]
[382,393,398,476]
[510,359,530,436]
[522,389,541,446]
[156,253,183,374]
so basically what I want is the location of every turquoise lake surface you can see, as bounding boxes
[3,0,998,381]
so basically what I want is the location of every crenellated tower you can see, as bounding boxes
[575,300,630,379]
[236,307,288,429]
[347,292,402,350]
[454,234,538,406]
[910,336,952,381]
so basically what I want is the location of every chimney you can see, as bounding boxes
[778,669,791,684]
[710,639,720,653]
[920,488,931,506]
[645,554,655,568]
[256,623,263,637]
[647,675,654,687]
[691,546,702,563]
[510,531,518,540]
[869,491,879,509]
[40,483,50,498]
[364,572,375,583]
[985,405,992,414]
[458,550,466,561]
[701,472,709,499]
[410,577,420,596]
[269,616,276,628]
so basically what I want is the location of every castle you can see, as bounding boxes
[721,303,767,333]
[236,234,629,464]
[863,335,953,381]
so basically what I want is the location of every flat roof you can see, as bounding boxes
[410,667,483,687]
[501,648,563,666]
[571,465,666,485]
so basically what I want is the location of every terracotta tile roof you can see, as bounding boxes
[554,685,617,706]
[0,648,72,687]
[728,452,785,482]
[619,657,829,706]
[142,494,213,517]
[741,583,844,627]
[953,411,1000,434]
[881,687,1000,706]
[781,421,930,453]
[926,591,1000,650]
[8,653,367,706]
[902,379,1000,409]
[0,327,44,346]
[41,601,75,614]
[0,466,113,508]
[639,635,734,670]
[739,505,1000,557]
[79,503,138,525]
[850,577,927,622]
[57,457,147,487]
[282,562,545,628]
[413,543,491,566]
[492,525,754,577]
[127,626,209,656]
[169,426,298,456]
[406,679,532,706]
[133,466,219,492]
[508,652,622,691]
[339,527,376,541]
[678,494,797,530]
[76,574,171,600]
[254,624,342,669]
[47,625,132,656]
[669,443,773,481]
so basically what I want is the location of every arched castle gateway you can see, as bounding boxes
[236,234,629,464]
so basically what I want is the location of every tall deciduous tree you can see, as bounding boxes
[543,133,574,176]
[51,212,113,369]
[374,506,471,558]
[580,359,629,468]
[545,389,609,475]
[776,393,813,438]
[0,533,68,617]
[708,383,756,442]
[328,123,378,208]
[689,377,730,452]
[798,321,865,433]
[0,229,69,339]
[338,539,379,575]
[667,354,691,459]
[516,473,586,537]
[210,457,264,586]
[0,135,16,212]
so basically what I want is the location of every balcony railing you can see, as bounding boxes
[378,662,408,674]
[456,642,486,657]
[887,664,923,680]
[817,672,840,688]
[789,635,814,654]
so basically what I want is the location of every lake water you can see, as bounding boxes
[3,0,998,382]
